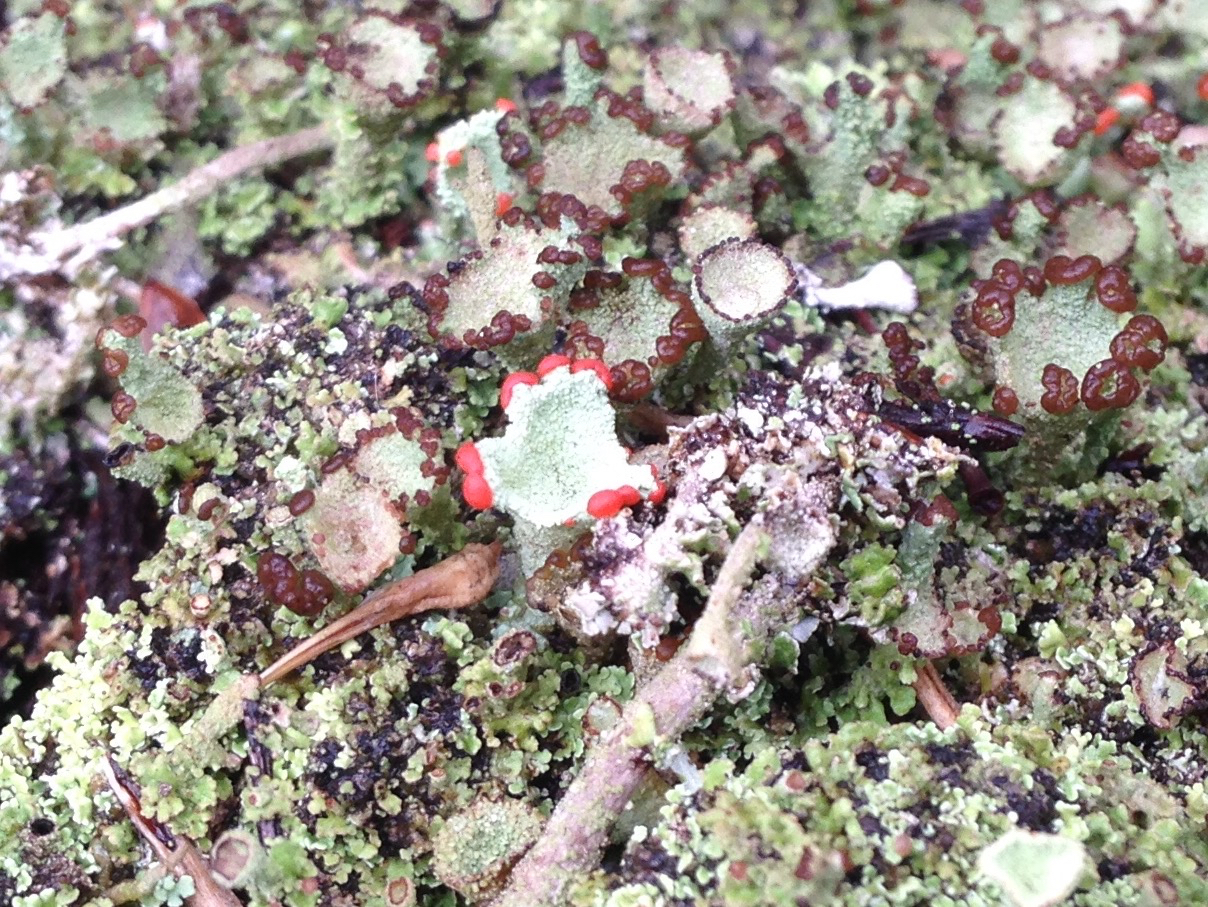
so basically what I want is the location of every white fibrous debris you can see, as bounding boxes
[797,259,918,315]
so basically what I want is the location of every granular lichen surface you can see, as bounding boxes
[0,3,1206,907]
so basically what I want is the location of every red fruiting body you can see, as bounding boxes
[865,164,890,186]
[536,354,572,376]
[1023,266,1047,297]
[111,391,137,423]
[495,192,515,216]
[111,313,149,339]
[101,349,129,378]
[990,36,1020,64]
[647,465,667,504]
[257,553,334,617]
[288,489,316,516]
[971,284,1016,337]
[1110,314,1167,371]
[570,358,614,391]
[445,149,464,167]
[425,142,440,162]
[649,478,667,505]
[1094,107,1120,136]
[1142,110,1181,143]
[616,485,642,507]
[462,473,494,510]
[455,441,485,476]
[1082,359,1141,411]
[1040,364,1080,415]
[1043,254,1100,286]
[992,259,1024,292]
[495,97,517,113]
[1117,81,1155,107]
[992,386,1020,416]
[587,489,626,519]
[1121,135,1162,168]
[500,371,540,409]
[1199,73,1208,101]
[1094,265,1137,312]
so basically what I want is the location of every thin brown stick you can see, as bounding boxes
[7,125,333,277]
[259,541,501,686]
[494,524,769,907]
[101,756,241,907]
[914,660,960,730]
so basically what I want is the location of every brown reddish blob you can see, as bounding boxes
[991,259,1024,293]
[572,31,607,69]
[891,174,931,197]
[846,72,874,97]
[915,495,959,527]
[1040,364,1080,415]
[996,72,1025,97]
[537,246,581,266]
[577,235,604,260]
[525,162,547,190]
[1111,314,1167,371]
[531,271,557,290]
[971,284,1016,337]
[257,552,300,609]
[288,489,316,516]
[609,359,655,402]
[111,391,137,424]
[882,321,912,354]
[1054,124,1088,149]
[398,529,418,556]
[101,349,129,378]
[622,257,665,279]
[654,633,683,662]
[599,86,656,131]
[196,498,220,521]
[111,314,148,339]
[499,130,532,167]
[1141,110,1181,143]
[992,386,1019,416]
[1094,265,1137,312]
[295,570,335,617]
[1121,135,1162,168]
[990,37,1020,64]
[1023,267,1047,298]
[1043,254,1100,286]
[1026,60,1052,80]
[823,82,841,110]
[144,434,165,452]
[283,48,308,74]
[128,42,164,78]
[1082,358,1141,411]
[322,450,354,474]
[865,164,890,186]
[1028,190,1061,222]
[256,552,335,617]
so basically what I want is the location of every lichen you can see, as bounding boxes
[2,3,1208,907]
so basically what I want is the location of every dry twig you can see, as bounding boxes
[1,125,333,279]
[494,524,770,907]
[259,541,501,685]
[913,660,960,730]
[101,756,241,907]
